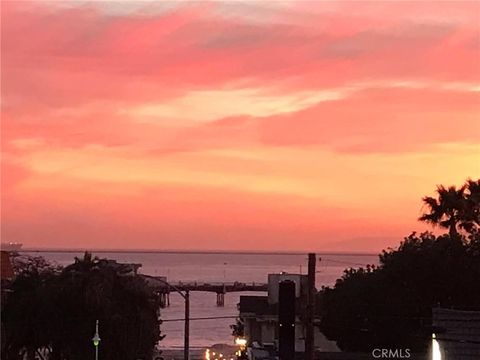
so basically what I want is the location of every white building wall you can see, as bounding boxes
[267,273,303,304]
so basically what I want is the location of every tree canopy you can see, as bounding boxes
[419,179,480,237]
[2,253,163,360]
[318,179,480,353]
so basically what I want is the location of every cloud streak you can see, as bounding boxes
[2,0,479,250]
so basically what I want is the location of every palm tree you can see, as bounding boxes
[462,179,480,234]
[419,184,467,238]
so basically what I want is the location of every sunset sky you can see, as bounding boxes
[2,1,479,252]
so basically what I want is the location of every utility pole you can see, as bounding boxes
[305,253,316,360]
[184,290,190,360]
[155,278,189,360]
[92,320,100,360]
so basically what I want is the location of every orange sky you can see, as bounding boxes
[1,1,479,252]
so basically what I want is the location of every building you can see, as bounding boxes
[1,251,14,281]
[238,272,338,358]
[98,259,142,276]
[432,307,480,360]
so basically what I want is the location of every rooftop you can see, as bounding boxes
[239,295,274,315]
[433,307,480,359]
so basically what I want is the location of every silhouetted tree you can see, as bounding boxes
[462,179,480,234]
[319,179,480,353]
[1,257,60,359]
[419,184,467,238]
[2,253,163,360]
[230,318,245,337]
[418,179,480,237]
[10,254,63,276]
[318,232,480,352]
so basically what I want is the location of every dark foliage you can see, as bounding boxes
[2,253,163,360]
[230,318,245,337]
[319,179,480,353]
[419,179,480,237]
[319,232,480,352]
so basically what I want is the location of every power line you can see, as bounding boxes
[162,316,238,322]
[320,257,376,267]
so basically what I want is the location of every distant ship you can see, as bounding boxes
[1,242,23,251]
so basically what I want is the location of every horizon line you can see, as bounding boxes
[15,247,379,256]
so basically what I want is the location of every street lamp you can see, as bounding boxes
[92,320,100,360]
[155,278,190,360]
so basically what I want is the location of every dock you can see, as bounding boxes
[141,275,268,307]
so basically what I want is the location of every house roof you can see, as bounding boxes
[433,307,480,359]
[239,295,275,315]
[239,295,306,317]
[1,251,14,280]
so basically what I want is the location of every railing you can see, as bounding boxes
[170,281,268,292]
[141,275,268,293]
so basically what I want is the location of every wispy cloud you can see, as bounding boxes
[2,0,479,250]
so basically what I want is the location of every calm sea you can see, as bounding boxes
[23,251,379,348]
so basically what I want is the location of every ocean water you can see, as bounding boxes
[23,251,379,348]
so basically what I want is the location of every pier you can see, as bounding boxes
[141,275,268,307]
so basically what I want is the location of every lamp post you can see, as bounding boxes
[184,290,190,360]
[92,319,100,360]
[155,278,190,360]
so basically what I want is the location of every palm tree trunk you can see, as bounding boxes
[449,220,458,239]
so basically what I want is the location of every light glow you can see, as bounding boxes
[235,337,247,347]
[432,333,442,360]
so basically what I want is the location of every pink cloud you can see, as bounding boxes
[3,0,478,111]
[2,0,479,250]
[258,87,480,152]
